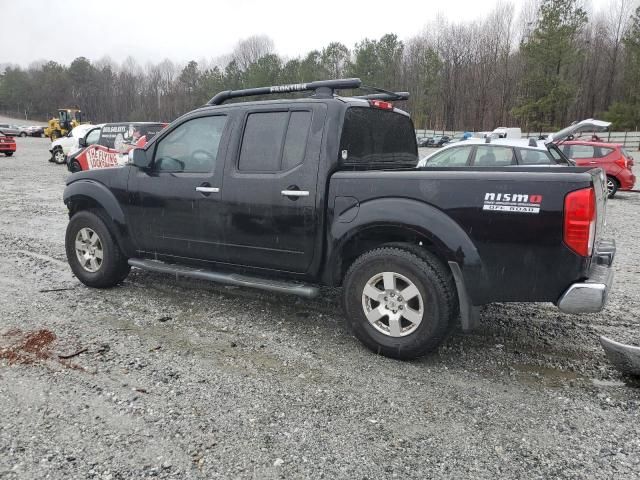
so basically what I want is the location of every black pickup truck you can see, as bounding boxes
[63,78,616,359]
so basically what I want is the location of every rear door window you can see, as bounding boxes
[340,107,418,170]
[518,148,553,165]
[566,145,596,159]
[424,146,473,166]
[473,146,515,166]
[238,110,312,172]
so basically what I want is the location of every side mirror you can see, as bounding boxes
[129,148,151,168]
[78,137,87,147]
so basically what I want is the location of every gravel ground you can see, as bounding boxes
[1,137,639,480]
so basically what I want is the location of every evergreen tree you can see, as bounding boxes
[512,0,587,130]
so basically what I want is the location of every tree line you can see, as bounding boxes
[1,0,639,131]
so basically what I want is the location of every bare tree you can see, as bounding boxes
[602,0,635,105]
[232,35,275,71]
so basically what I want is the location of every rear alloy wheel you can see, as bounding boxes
[343,247,456,360]
[361,271,424,337]
[606,176,619,198]
[53,148,66,164]
[20,132,27,137]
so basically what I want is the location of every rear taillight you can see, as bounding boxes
[368,99,393,110]
[614,157,628,170]
[564,187,596,257]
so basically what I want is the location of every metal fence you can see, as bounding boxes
[415,129,640,150]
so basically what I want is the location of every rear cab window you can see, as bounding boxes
[340,106,418,170]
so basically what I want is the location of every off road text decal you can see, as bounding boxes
[483,192,543,214]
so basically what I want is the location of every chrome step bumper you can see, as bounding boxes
[557,239,615,314]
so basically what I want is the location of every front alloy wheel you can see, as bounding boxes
[75,227,103,272]
[65,210,130,288]
[362,271,424,337]
[53,148,66,164]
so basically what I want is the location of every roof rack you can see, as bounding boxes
[207,78,362,105]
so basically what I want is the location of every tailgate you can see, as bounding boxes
[588,167,607,248]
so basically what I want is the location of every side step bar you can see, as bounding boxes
[128,259,320,298]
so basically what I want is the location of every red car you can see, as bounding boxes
[561,140,635,198]
[0,132,16,156]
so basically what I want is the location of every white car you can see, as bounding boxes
[49,124,97,164]
[418,119,609,168]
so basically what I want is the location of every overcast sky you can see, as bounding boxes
[2,0,614,67]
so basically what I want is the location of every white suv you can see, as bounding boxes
[49,124,97,164]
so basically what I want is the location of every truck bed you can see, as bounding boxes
[328,167,606,305]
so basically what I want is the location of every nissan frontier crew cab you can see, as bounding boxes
[63,78,616,360]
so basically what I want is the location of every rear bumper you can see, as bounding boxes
[557,239,615,314]
[616,168,636,190]
[0,144,16,152]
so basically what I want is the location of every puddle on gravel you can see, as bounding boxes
[591,378,626,388]
[512,363,581,388]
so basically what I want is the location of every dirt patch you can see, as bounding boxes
[0,328,57,364]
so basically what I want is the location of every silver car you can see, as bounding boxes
[0,124,20,136]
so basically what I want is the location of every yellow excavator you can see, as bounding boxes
[44,108,85,140]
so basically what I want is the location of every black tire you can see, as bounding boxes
[606,176,619,198]
[69,160,82,173]
[53,147,66,164]
[5,152,13,157]
[20,132,27,137]
[65,210,130,288]
[343,247,456,360]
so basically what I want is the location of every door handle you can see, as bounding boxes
[281,190,309,197]
[196,186,220,193]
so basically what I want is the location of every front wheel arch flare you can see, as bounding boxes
[63,182,134,256]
